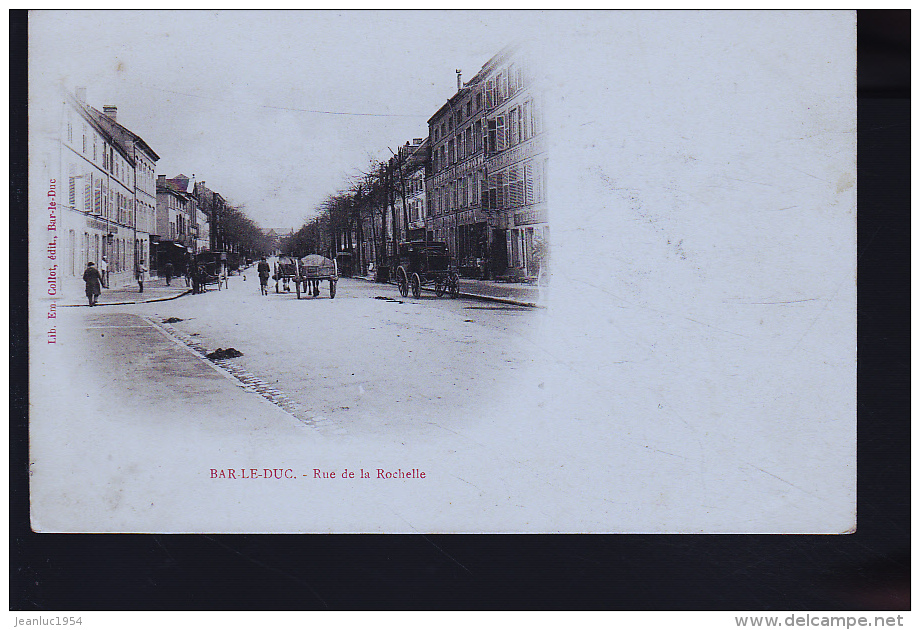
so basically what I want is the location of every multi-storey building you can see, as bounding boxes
[156,174,198,273]
[55,89,160,295]
[194,181,228,253]
[398,138,429,242]
[478,45,547,279]
[425,70,489,277]
[425,44,546,279]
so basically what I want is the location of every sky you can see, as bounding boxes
[29,10,550,231]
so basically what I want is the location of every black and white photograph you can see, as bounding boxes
[26,10,858,537]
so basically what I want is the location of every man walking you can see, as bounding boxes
[82,261,103,306]
[164,261,174,286]
[257,257,271,296]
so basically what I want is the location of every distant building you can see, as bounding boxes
[155,174,198,273]
[263,228,292,256]
[194,181,227,253]
[54,89,160,296]
[399,138,429,242]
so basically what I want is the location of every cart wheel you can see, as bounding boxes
[397,268,408,297]
[435,280,445,297]
[329,279,337,299]
[411,273,421,298]
[295,279,301,299]
[448,272,460,298]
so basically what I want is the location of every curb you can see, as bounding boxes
[62,288,193,308]
[354,275,543,308]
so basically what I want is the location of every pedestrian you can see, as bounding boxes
[99,255,109,288]
[164,261,174,286]
[197,264,208,294]
[257,257,271,296]
[184,260,192,287]
[136,262,147,293]
[82,261,103,307]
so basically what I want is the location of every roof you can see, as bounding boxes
[76,96,160,162]
[426,44,521,126]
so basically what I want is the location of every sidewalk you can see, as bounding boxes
[356,274,546,307]
[62,276,192,307]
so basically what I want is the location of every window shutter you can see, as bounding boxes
[524,163,534,205]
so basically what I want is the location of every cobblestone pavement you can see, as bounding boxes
[152,316,345,435]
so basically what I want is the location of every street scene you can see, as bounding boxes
[28,12,857,534]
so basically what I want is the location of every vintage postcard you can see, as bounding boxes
[27,10,856,533]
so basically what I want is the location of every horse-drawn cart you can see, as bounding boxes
[194,252,226,292]
[273,254,338,299]
[395,241,459,299]
[273,256,299,294]
[297,254,338,299]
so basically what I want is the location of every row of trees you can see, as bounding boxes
[217,203,272,260]
[281,150,419,276]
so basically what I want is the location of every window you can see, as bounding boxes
[533,98,542,135]
[473,171,482,207]
[487,173,497,209]
[509,107,519,146]
[539,158,548,202]
[521,101,533,141]
[82,126,87,153]
[94,179,102,214]
[448,139,454,165]
[509,166,522,207]
[486,80,494,109]
[495,115,506,152]
[487,119,496,154]
[465,100,471,117]
[476,92,482,111]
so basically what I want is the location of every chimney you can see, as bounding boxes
[75,87,86,102]
[456,69,462,91]
[103,106,117,122]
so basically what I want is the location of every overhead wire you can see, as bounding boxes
[122,80,428,118]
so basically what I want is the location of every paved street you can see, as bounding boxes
[130,273,543,440]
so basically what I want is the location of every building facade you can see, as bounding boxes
[155,174,197,273]
[425,44,546,279]
[478,46,547,279]
[399,138,429,242]
[56,90,160,296]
